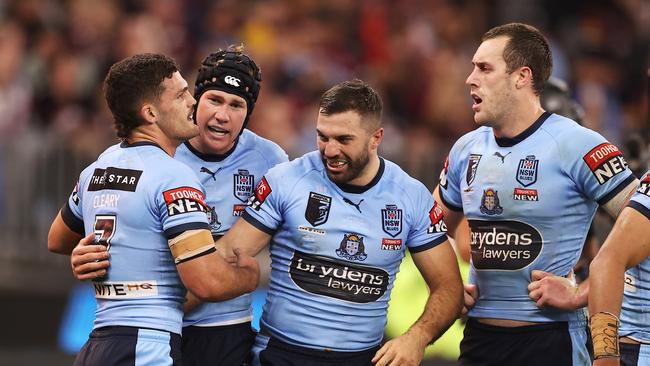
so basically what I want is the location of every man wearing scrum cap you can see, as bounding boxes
[177,46,288,365]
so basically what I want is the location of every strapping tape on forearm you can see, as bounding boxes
[590,312,620,359]
[168,229,215,265]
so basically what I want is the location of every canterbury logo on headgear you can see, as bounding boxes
[224,75,240,87]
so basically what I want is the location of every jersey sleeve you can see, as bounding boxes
[438,136,470,212]
[61,178,85,235]
[561,129,635,205]
[627,171,650,220]
[407,182,449,253]
[155,165,211,239]
[242,165,285,235]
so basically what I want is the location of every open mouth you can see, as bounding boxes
[207,126,229,136]
[471,93,483,111]
[326,159,348,172]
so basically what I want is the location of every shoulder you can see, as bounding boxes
[240,130,289,165]
[451,127,491,154]
[382,158,430,196]
[538,114,614,155]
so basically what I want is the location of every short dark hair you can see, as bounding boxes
[319,79,383,129]
[482,23,552,95]
[104,53,179,138]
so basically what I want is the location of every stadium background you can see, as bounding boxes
[0,0,647,364]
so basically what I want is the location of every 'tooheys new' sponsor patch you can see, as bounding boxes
[583,143,628,184]
[163,187,208,216]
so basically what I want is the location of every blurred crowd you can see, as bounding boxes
[0,0,648,186]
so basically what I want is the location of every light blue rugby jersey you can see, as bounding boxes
[243,151,448,351]
[61,141,211,335]
[175,129,288,327]
[620,170,650,342]
[439,112,635,322]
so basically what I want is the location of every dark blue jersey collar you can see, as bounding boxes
[120,140,165,152]
[183,138,240,162]
[335,157,385,194]
[494,112,551,147]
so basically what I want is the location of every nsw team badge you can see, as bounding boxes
[233,169,254,203]
[381,204,403,238]
[305,192,331,227]
[480,188,503,215]
[516,155,539,187]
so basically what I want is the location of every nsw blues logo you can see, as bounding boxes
[336,233,367,261]
[516,155,539,187]
[305,192,331,227]
[480,188,503,215]
[381,204,403,238]
[233,169,255,203]
[466,154,482,185]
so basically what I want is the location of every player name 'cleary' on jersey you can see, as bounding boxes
[469,220,543,270]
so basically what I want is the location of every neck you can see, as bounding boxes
[348,154,381,186]
[492,96,544,139]
[127,127,180,157]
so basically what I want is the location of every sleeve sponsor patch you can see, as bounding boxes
[582,143,628,184]
[637,172,650,197]
[439,156,449,189]
[427,201,447,234]
[71,181,80,205]
[249,176,272,210]
[163,187,208,216]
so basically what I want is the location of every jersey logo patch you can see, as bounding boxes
[381,205,403,238]
[637,172,650,197]
[206,206,222,233]
[233,169,255,203]
[513,188,538,201]
[335,233,367,261]
[290,250,388,303]
[583,143,628,184]
[381,238,402,250]
[88,167,142,192]
[232,204,246,216]
[427,201,447,234]
[466,154,482,185]
[516,155,539,187]
[304,192,331,227]
[469,219,543,270]
[249,177,272,210]
[71,181,80,205]
[439,156,449,189]
[480,188,503,215]
[163,187,208,216]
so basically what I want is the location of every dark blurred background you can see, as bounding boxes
[0,0,647,364]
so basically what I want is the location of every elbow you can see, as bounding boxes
[47,232,66,255]
[188,281,252,303]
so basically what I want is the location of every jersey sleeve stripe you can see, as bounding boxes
[408,235,448,253]
[176,246,217,265]
[164,222,211,239]
[438,189,463,212]
[242,211,276,235]
[627,201,650,221]
[597,174,635,206]
[61,202,84,235]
